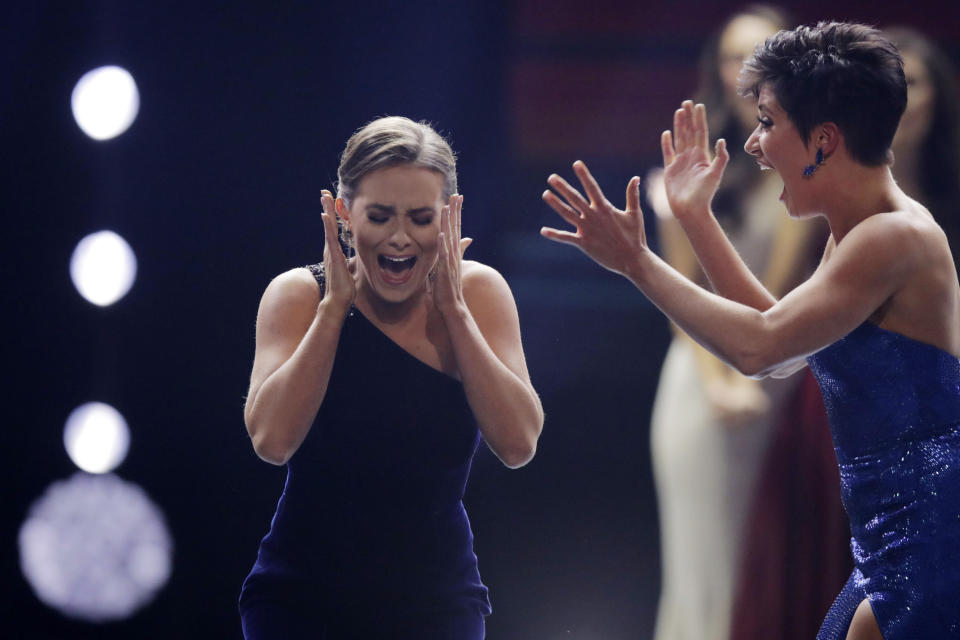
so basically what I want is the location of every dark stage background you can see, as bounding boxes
[4,1,959,638]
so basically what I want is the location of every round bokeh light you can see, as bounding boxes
[71,65,140,141]
[63,402,130,474]
[18,473,173,622]
[69,230,137,306]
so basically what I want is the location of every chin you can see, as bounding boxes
[788,204,819,220]
[781,193,808,219]
[370,278,424,305]
[383,269,435,303]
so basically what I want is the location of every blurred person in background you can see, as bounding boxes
[643,7,825,640]
[730,23,960,640]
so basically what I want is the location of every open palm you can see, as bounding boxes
[320,189,357,312]
[661,100,730,220]
[540,160,646,278]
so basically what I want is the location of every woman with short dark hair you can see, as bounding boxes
[543,22,960,639]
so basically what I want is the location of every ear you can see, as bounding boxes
[335,197,351,224]
[812,122,841,157]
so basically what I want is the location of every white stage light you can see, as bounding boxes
[63,402,131,474]
[18,473,173,622]
[71,66,140,141]
[70,230,137,306]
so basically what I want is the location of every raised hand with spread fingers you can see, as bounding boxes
[540,160,647,278]
[661,100,730,222]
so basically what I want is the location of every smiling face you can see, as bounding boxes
[744,85,821,217]
[341,163,445,306]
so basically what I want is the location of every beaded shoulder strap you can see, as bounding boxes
[305,263,326,298]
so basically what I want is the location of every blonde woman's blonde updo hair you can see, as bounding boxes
[336,116,458,207]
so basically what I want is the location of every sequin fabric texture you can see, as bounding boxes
[808,322,960,639]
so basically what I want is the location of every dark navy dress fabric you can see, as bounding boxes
[808,322,960,639]
[239,265,490,639]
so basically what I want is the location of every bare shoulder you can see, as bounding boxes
[462,260,513,297]
[883,202,959,285]
[870,206,960,352]
[837,210,932,271]
[261,267,321,308]
[460,261,529,371]
[888,206,950,262]
[256,268,322,338]
[461,260,519,320]
[903,201,955,251]
[848,209,924,240]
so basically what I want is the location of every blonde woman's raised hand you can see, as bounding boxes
[430,194,473,316]
[320,189,356,314]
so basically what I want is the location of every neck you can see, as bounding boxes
[890,144,924,201]
[817,162,902,242]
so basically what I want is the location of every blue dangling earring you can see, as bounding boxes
[802,147,824,178]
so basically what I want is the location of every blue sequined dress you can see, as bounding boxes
[238,265,491,639]
[808,321,960,639]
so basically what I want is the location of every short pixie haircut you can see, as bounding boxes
[739,21,907,166]
[336,116,457,206]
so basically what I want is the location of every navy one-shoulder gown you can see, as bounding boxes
[808,322,960,639]
[239,265,490,639]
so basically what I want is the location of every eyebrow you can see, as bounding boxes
[365,204,436,215]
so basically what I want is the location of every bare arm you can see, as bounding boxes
[669,200,777,310]
[653,174,771,422]
[541,162,917,378]
[635,216,908,376]
[244,192,356,465]
[661,101,777,311]
[244,274,347,464]
[658,100,824,377]
[433,198,544,468]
